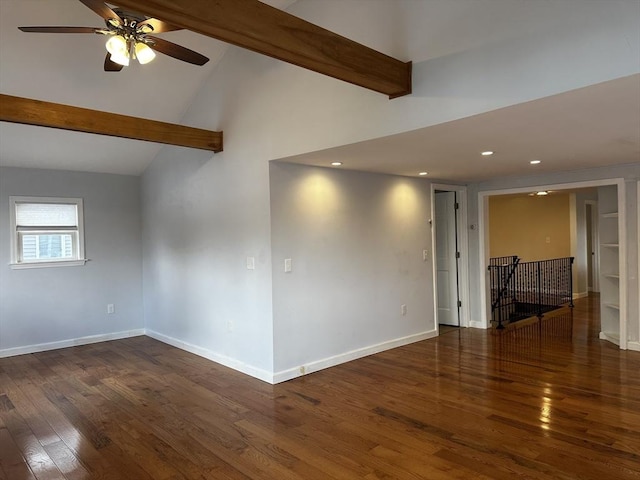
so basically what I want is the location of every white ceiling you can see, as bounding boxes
[278,74,640,183]
[1,1,639,180]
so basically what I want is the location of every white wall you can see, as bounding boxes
[269,163,435,381]
[0,167,143,356]
[141,146,276,382]
[140,0,640,381]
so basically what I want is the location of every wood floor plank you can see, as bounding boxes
[2,408,66,480]
[42,440,91,480]
[1,294,639,479]
[0,427,37,480]
[16,381,132,480]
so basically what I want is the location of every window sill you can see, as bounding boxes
[10,259,88,270]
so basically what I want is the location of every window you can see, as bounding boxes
[9,196,86,269]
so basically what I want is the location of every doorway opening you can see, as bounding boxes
[478,179,626,349]
[432,184,470,334]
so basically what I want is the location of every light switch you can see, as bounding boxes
[423,250,428,261]
[284,258,292,273]
[246,256,255,270]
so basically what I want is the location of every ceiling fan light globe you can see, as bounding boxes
[105,35,127,56]
[135,42,156,64]
[110,52,130,67]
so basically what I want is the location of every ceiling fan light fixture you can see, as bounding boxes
[105,35,127,56]
[135,42,156,64]
[110,51,130,67]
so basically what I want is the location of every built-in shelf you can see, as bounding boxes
[598,185,621,349]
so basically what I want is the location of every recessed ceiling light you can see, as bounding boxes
[530,160,541,165]
[418,172,428,176]
[535,191,549,196]
[481,151,494,156]
[331,162,343,166]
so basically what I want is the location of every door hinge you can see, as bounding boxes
[454,202,459,210]
[456,251,461,259]
[457,300,462,308]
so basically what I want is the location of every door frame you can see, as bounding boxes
[431,183,470,332]
[477,178,627,349]
[585,200,600,293]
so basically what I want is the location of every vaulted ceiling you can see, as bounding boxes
[1,1,638,180]
[0,0,293,174]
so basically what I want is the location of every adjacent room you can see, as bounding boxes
[1,1,639,478]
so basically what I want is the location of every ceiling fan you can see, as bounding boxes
[18,0,209,71]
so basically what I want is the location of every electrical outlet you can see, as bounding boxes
[107,304,114,314]
[423,249,428,261]
[227,320,234,332]
[401,304,407,316]
[246,256,255,270]
[299,366,306,375]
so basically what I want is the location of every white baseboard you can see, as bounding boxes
[145,329,274,384]
[627,341,640,352]
[599,331,621,346]
[469,320,488,329]
[1,328,441,385]
[272,330,438,384]
[573,291,589,300]
[0,329,145,358]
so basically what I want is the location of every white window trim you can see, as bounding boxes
[9,196,88,270]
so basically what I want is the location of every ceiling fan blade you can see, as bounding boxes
[146,36,209,66]
[78,0,122,24]
[138,18,182,33]
[18,26,103,34]
[104,53,124,72]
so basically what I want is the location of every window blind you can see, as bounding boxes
[16,203,78,227]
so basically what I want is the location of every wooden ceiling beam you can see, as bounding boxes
[115,0,412,98]
[0,94,223,152]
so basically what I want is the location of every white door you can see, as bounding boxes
[435,191,460,326]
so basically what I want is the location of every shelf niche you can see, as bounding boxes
[598,185,621,347]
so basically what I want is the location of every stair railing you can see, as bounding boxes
[488,255,520,330]
[489,256,575,329]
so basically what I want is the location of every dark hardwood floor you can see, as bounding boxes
[1,294,639,479]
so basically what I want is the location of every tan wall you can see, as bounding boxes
[489,194,571,261]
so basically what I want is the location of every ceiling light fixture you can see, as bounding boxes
[135,42,156,64]
[481,151,494,156]
[535,191,549,196]
[530,160,541,165]
[105,35,155,66]
[110,50,130,66]
[418,172,428,176]
[105,35,127,56]
[331,162,343,166]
